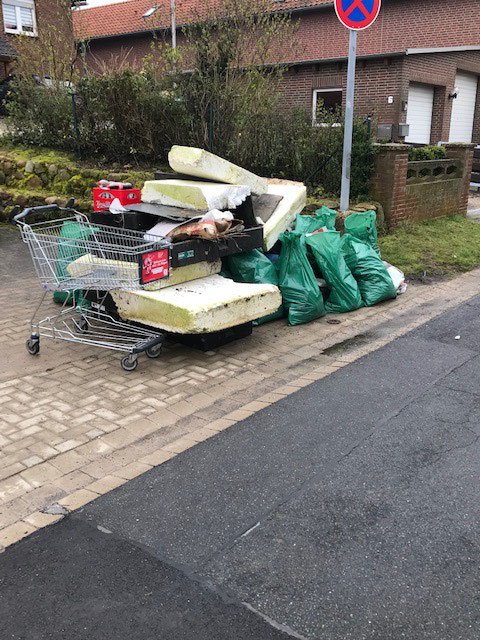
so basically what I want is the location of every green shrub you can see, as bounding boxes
[408,145,447,162]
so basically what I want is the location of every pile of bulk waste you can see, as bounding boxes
[63,145,404,340]
[222,207,406,327]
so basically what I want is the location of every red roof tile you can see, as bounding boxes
[73,0,332,40]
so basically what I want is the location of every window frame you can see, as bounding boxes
[2,0,37,36]
[312,88,343,126]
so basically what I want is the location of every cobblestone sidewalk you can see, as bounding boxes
[2,224,480,549]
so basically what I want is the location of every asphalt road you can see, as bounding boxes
[2,294,480,639]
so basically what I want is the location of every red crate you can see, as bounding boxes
[93,187,141,212]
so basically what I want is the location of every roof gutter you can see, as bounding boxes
[283,50,406,67]
[406,45,480,55]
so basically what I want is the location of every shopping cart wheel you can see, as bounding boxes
[78,316,89,334]
[121,354,138,372]
[145,343,163,359]
[26,338,40,356]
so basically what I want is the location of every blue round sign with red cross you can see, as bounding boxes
[335,0,381,30]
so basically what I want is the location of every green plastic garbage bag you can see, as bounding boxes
[295,206,337,235]
[306,231,363,314]
[225,250,284,325]
[277,231,326,326]
[344,211,381,257]
[53,220,96,306]
[341,234,396,306]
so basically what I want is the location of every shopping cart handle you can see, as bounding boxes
[13,204,61,224]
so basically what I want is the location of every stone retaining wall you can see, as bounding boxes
[0,150,153,222]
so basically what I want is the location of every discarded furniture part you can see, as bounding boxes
[146,217,243,242]
[111,275,282,334]
[306,231,364,314]
[341,234,397,306]
[120,202,208,222]
[68,254,222,291]
[172,322,253,351]
[277,231,326,326]
[251,194,284,224]
[14,204,166,371]
[141,179,251,212]
[168,145,268,196]
[263,180,307,251]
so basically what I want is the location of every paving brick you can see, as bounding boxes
[256,392,287,404]
[49,451,88,474]
[167,400,198,418]
[144,409,179,428]
[0,521,36,547]
[0,477,33,504]
[162,438,198,454]
[58,489,99,511]
[207,418,236,432]
[85,475,126,495]
[0,462,25,482]
[115,462,152,480]
[22,455,44,468]
[24,511,63,529]
[99,428,140,450]
[53,471,93,494]
[139,449,176,467]
[223,409,255,422]
[189,427,219,443]
[123,419,162,438]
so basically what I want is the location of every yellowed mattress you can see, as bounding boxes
[111,275,282,334]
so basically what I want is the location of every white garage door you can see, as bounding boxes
[405,83,434,144]
[449,72,478,143]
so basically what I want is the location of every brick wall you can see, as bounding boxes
[286,0,480,64]
[278,57,404,126]
[0,0,74,76]
[371,143,474,225]
[0,0,73,45]
[278,50,480,144]
[84,0,480,65]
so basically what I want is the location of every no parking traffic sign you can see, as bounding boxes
[335,0,381,31]
[336,0,382,212]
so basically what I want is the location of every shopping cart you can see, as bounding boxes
[15,203,170,372]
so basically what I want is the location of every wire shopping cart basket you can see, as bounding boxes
[15,204,171,371]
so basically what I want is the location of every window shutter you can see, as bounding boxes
[20,6,34,31]
[3,4,17,30]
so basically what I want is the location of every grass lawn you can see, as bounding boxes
[379,214,480,280]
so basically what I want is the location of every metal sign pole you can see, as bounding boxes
[171,0,177,50]
[340,28,357,212]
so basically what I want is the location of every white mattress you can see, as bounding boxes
[263,180,307,251]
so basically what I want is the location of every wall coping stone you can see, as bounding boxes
[373,143,410,153]
[444,143,476,149]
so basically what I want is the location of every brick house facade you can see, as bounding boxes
[0,0,74,80]
[73,0,480,144]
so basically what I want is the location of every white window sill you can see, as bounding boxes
[4,28,37,37]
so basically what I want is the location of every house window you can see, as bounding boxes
[2,0,37,35]
[312,88,343,125]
